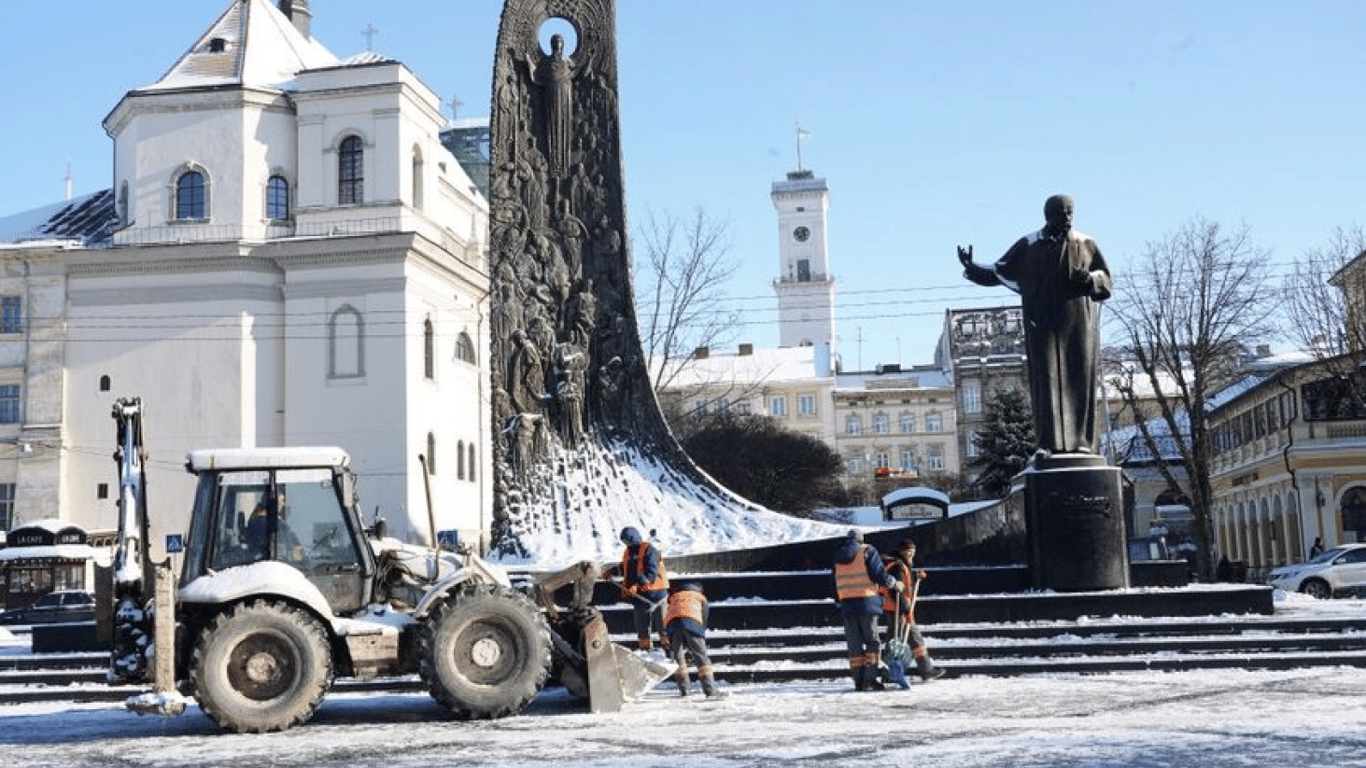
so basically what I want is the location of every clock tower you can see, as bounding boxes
[772,166,836,356]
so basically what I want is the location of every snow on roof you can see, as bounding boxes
[185,446,350,472]
[0,189,116,246]
[880,487,951,510]
[835,365,951,391]
[0,544,101,562]
[138,0,338,93]
[658,346,828,389]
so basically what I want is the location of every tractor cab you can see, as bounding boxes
[181,447,377,614]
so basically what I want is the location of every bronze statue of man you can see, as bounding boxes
[957,195,1113,457]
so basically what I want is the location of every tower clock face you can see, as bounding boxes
[793,225,811,242]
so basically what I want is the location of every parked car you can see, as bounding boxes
[0,589,96,625]
[1268,544,1366,599]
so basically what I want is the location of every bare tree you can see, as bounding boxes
[1107,217,1278,581]
[634,206,743,393]
[1283,224,1366,407]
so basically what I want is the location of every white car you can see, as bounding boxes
[1268,543,1366,599]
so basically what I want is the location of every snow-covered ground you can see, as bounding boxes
[2,593,1364,767]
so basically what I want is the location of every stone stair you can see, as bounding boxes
[593,570,1366,685]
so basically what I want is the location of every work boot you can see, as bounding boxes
[674,669,690,697]
[916,655,945,681]
[699,666,728,698]
[637,636,652,651]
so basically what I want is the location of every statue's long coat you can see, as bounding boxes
[973,229,1112,454]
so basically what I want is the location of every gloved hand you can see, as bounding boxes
[891,581,905,593]
[620,584,638,601]
[917,569,929,580]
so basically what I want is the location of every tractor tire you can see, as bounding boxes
[420,584,552,719]
[190,600,334,733]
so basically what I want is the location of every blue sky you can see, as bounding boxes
[1,1,1362,370]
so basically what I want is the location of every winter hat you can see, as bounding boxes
[847,529,864,542]
[620,526,642,545]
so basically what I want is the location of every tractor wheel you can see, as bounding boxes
[420,584,552,719]
[190,600,334,733]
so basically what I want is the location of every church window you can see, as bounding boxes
[797,259,811,282]
[455,332,476,364]
[175,170,207,220]
[328,305,364,378]
[339,135,364,205]
[423,318,435,380]
[411,145,424,210]
[266,175,290,220]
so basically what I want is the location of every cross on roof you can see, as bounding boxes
[449,95,465,120]
[362,23,378,51]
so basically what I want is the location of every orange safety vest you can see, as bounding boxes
[881,558,914,613]
[621,542,669,592]
[834,544,879,601]
[664,589,706,627]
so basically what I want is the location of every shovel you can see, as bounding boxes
[884,607,912,690]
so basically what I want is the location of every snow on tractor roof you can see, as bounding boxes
[185,446,350,472]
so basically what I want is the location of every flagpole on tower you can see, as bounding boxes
[795,121,811,172]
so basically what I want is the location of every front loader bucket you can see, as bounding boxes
[614,645,674,701]
[579,614,673,713]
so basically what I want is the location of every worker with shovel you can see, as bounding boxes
[883,539,945,684]
[832,529,903,691]
[608,526,670,651]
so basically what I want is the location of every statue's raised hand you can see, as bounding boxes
[957,245,974,267]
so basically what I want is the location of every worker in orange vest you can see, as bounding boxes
[832,529,902,691]
[608,526,670,651]
[663,581,726,698]
[882,539,944,681]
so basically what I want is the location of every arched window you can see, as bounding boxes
[266,175,290,220]
[329,305,364,378]
[339,135,364,204]
[175,169,207,220]
[423,318,435,380]
[411,144,424,210]
[455,332,476,364]
[99,375,111,392]
[117,181,129,224]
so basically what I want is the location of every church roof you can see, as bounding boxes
[0,189,116,247]
[137,0,338,93]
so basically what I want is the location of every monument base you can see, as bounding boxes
[1023,454,1128,591]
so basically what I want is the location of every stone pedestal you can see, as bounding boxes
[1023,454,1128,591]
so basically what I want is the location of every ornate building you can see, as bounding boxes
[0,0,491,557]
[936,305,1027,483]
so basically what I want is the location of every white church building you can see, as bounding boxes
[0,0,492,558]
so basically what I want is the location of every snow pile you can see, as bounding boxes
[491,436,849,567]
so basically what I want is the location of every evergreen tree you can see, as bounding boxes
[968,388,1035,499]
